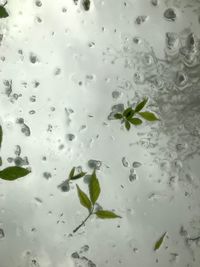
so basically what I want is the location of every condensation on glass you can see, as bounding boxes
[0,0,200,266]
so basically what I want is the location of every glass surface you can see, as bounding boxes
[0,0,200,266]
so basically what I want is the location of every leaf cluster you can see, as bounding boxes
[114,98,159,131]
[67,168,121,233]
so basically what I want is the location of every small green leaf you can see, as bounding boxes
[76,184,92,211]
[0,125,2,149]
[95,210,121,219]
[82,0,90,11]
[154,232,167,251]
[139,112,159,121]
[0,166,31,181]
[0,6,9,18]
[125,121,131,131]
[135,98,148,112]
[114,113,123,120]
[68,167,75,180]
[70,172,87,180]
[89,170,101,204]
[128,117,143,125]
[123,107,134,118]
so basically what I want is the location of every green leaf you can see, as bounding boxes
[0,6,9,18]
[0,125,2,149]
[139,112,159,121]
[154,232,167,251]
[125,121,131,131]
[128,117,143,125]
[0,166,31,181]
[68,167,75,180]
[114,113,123,120]
[89,170,101,204]
[70,172,87,180]
[76,184,92,211]
[95,210,121,219]
[82,0,90,11]
[135,98,148,112]
[123,107,134,118]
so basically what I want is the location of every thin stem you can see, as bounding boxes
[73,209,94,233]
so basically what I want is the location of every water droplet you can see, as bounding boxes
[165,32,179,51]
[35,0,42,7]
[186,33,198,51]
[122,157,129,168]
[88,159,102,170]
[43,172,52,180]
[132,161,142,168]
[129,169,138,182]
[14,156,29,166]
[0,229,5,239]
[15,145,21,156]
[71,252,79,259]
[58,180,70,192]
[135,15,148,25]
[151,0,158,6]
[164,8,177,22]
[176,143,188,151]
[29,53,39,64]
[112,91,121,99]
[66,134,75,141]
[54,67,61,76]
[35,197,43,204]
[62,7,67,13]
[175,71,187,88]
[21,124,31,136]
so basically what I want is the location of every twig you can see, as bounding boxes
[73,210,93,233]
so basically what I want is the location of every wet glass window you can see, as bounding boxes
[0,0,200,266]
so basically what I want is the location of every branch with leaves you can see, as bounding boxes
[0,125,31,181]
[70,169,121,233]
[114,98,159,131]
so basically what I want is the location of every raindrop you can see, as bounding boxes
[30,95,36,102]
[29,110,36,115]
[16,118,24,124]
[186,33,198,51]
[112,91,121,99]
[21,124,31,136]
[29,53,39,64]
[58,180,70,192]
[132,161,142,168]
[36,16,42,23]
[0,229,5,239]
[135,15,148,25]
[71,252,80,259]
[88,159,102,170]
[129,169,138,182]
[15,145,21,156]
[66,134,75,141]
[164,8,177,22]
[88,42,95,48]
[14,156,29,166]
[62,7,67,13]
[54,67,61,76]
[151,0,158,6]
[122,157,129,168]
[175,72,187,88]
[43,172,52,180]
[35,0,42,7]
